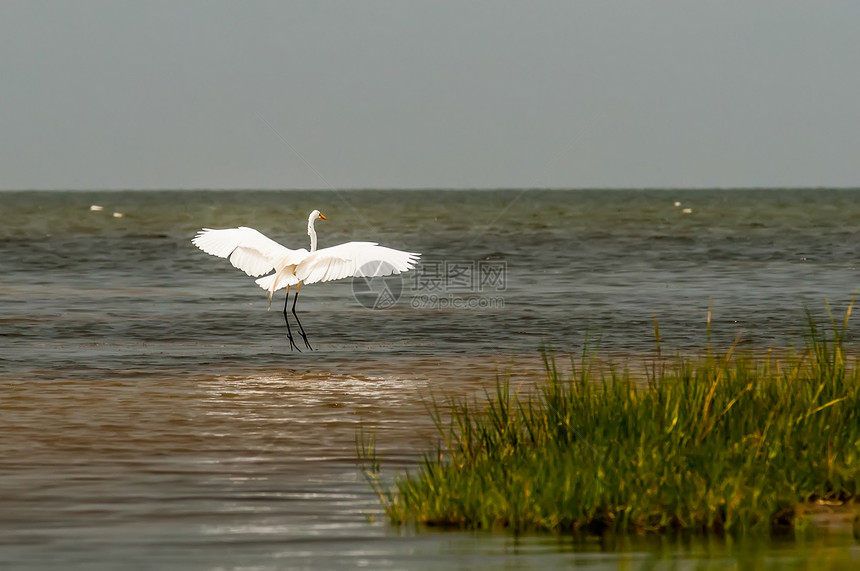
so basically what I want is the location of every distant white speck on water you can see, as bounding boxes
[674,201,682,207]
[113,212,124,218]
[682,208,693,214]
[90,205,104,211]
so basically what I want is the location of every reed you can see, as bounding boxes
[359,303,860,535]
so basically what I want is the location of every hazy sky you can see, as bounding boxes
[2,1,859,190]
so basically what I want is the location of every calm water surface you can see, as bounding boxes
[2,189,860,569]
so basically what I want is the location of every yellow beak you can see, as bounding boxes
[319,213,327,220]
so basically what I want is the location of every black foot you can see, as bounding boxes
[291,296,313,350]
[299,332,313,351]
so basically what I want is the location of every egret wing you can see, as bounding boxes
[192,226,305,277]
[296,242,420,285]
[255,270,300,293]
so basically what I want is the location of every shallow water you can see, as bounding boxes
[2,188,860,568]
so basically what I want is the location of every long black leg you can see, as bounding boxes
[282,286,301,352]
[292,283,313,350]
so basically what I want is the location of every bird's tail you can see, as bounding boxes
[255,271,296,309]
[255,274,278,310]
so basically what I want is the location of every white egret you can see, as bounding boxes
[192,210,420,351]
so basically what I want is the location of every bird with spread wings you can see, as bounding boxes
[193,210,420,351]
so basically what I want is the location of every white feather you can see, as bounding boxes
[193,213,419,297]
[296,242,420,285]
[192,226,307,277]
[255,271,299,292]
[192,210,421,350]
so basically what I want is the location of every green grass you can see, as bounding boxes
[359,304,860,535]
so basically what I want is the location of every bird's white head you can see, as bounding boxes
[307,209,327,252]
[308,209,327,224]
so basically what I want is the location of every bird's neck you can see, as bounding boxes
[308,222,317,252]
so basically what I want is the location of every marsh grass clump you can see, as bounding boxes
[360,305,860,535]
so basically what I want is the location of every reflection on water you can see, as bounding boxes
[0,370,513,569]
[3,370,860,569]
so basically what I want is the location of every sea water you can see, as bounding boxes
[2,189,859,569]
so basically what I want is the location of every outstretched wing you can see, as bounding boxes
[192,226,308,277]
[296,241,420,285]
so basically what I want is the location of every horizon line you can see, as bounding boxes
[2,185,860,192]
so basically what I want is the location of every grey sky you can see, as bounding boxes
[2,1,859,190]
